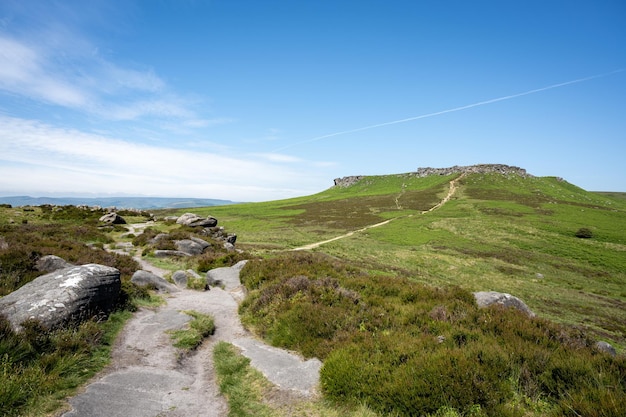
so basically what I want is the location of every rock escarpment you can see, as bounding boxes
[333,164,533,187]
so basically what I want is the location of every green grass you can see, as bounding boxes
[196,171,626,416]
[213,341,274,417]
[169,310,215,350]
[212,341,388,417]
[0,311,132,417]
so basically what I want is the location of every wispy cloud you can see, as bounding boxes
[0,116,326,200]
[273,69,626,152]
[0,2,214,127]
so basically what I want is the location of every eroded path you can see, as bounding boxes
[62,264,321,416]
[293,174,464,251]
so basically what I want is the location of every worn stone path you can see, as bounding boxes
[61,262,321,417]
[293,174,465,251]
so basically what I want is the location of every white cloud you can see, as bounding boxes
[0,116,327,201]
[0,31,209,125]
[0,36,89,107]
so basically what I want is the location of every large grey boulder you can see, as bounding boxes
[175,238,209,255]
[131,270,179,293]
[99,212,126,224]
[176,213,217,228]
[36,255,75,272]
[0,264,121,332]
[473,291,535,317]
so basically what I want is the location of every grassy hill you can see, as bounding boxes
[178,170,626,353]
[2,167,624,416]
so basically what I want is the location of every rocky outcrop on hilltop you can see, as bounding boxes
[414,164,532,178]
[333,164,532,187]
[333,175,364,188]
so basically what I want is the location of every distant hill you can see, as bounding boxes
[0,196,237,209]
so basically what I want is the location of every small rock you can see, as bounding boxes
[595,341,617,356]
[172,270,189,288]
[473,291,535,317]
[36,255,75,272]
[99,212,126,225]
[131,270,178,293]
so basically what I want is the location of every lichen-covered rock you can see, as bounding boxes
[473,291,535,317]
[0,264,121,332]
[176,213,217,227]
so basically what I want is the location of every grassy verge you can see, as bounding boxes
[213,341,275,417]
[0,311,132,417]
[169,310,215,350]
[212,341,383,417]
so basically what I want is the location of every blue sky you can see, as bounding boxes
[1,1,625,201]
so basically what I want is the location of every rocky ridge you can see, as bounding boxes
[333,163,532,187]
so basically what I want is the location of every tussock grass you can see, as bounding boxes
[0,311,131,417]
[169,310,215,350]
[213,341,274,417]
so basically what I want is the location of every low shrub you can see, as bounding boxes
[575,227,593,238]
[239,252,626,416]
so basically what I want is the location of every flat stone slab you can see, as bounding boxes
[63,368,195,417]
[232,337,322,397]
[206,260,247,290]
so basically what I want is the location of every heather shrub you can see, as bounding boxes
[575,227,593,238]
[239,252,626,416]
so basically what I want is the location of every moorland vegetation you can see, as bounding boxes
[181,168,626,416]
[1,166,625,416]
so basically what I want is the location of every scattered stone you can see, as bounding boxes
[131,270,179,293]
[153,250,191,258]
[163,216,179,222]
[473,291,536,317]
[149,233,169,244]
[176,213,218,228]
[595,341,617,356]
[35,255,75,272]
[535,273,544,279]
[0,264,121,332]
[175,238,209,255]
[172,270,189,288]
[206,261,247,290]
[99,212,126,225]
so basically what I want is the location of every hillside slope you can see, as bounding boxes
[187,166,626,350]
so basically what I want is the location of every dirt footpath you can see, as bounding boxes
[61,263,321,417]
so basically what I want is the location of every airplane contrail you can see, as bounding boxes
[273,68,625,152]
